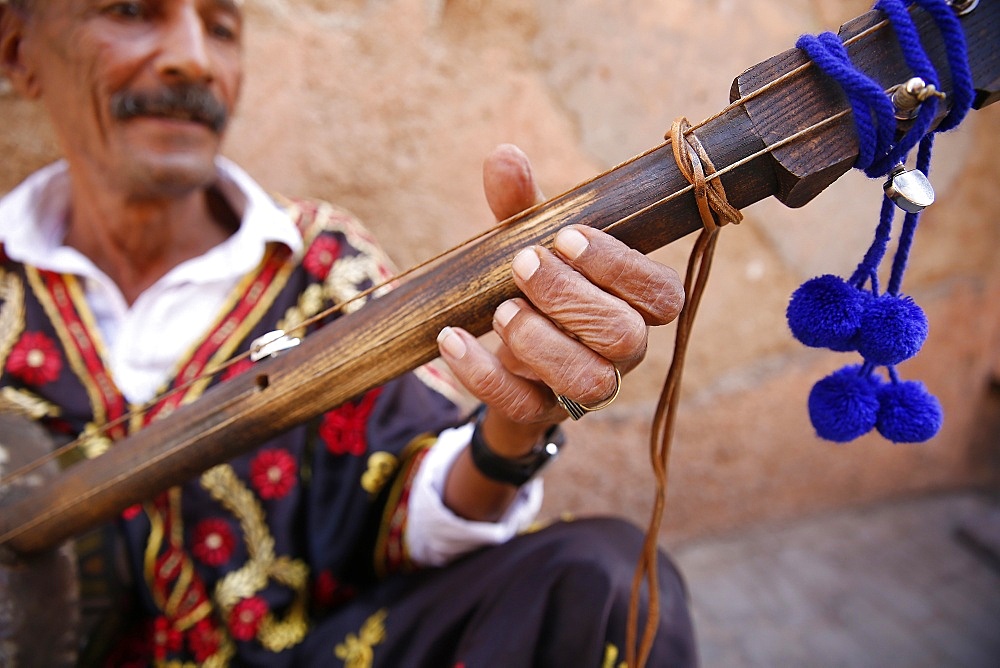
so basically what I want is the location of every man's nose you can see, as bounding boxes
[155,7,213,83]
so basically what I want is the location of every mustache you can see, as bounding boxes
[110,85,229,133]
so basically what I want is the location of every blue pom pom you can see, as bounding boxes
[787,275,869,351]
[876,380,942,443]
[856,294,928,365]
[808,365,881,442]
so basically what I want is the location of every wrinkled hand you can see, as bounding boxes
[437,144,685,438]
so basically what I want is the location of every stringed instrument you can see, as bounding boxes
[1,0,997,561]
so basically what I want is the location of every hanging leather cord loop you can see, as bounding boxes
[626,118,741,668]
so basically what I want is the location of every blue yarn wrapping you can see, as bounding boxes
[870,0,941,174]
[795,32,896,174]
[886,135,934,295]
[849,195,898,291]
[902,0,975,132]
[788,0,974,444]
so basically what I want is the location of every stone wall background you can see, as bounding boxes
[2,0,997,545]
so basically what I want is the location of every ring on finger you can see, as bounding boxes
[555,366,622,420]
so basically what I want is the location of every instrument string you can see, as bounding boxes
[0,18,890,542]
[0,103,852,506]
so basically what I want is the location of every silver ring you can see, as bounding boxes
[556,366,622,420]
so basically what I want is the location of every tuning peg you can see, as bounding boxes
[883,164,935,213]
[888,77,946,121]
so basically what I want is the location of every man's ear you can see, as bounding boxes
[0,7,40,99]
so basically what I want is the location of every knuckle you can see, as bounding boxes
[560,351,614,404]
[590,249,685,325]
[603,317,647,363]
[467,359,545,424]
[473,365,508,400]
[639,268,685,324]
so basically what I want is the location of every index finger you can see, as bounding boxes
[553,225,685,326]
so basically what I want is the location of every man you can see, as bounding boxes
[0,0,696,665]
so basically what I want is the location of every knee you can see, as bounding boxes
[527,517,697,666]
[529,517,689,606]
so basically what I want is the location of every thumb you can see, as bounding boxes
[482,143,545,222]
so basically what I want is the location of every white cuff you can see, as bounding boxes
[405,423,543,567]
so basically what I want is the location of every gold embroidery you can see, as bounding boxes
[0,267,25,372]
[200,637,236,668]
[334,608,388,668]
[602,642,627,668]
[361,451,398,496]
[201,464,309,652]
[0,386,59,420]
[155,636,235,668]
[275,202,403,357]
[178,248,299,405]
[325,255,382,314]
[25,268,110,426]
[173,599,212,632]
[373,436,436,579]
[257,593,309,652]
[320,203,398,282]
[144,499,167,600]
[79,421,113,459]
[277,283,325,339]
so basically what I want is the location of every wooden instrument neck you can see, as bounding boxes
[1,0,998,556]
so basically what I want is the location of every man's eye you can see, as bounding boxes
[104,2,146,19]
[209,21,238,41]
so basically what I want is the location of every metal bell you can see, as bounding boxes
[883,164,935,213]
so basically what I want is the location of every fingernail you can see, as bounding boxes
[494,300,520,328]
[512,248,540,281]
[555,228,589,260]
[437,327,467,359]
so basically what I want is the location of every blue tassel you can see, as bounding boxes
[788,0,971,444]
[808,366,880,442]
[855,294,928,365]
[787,275,869,351]
[876,377,942,442]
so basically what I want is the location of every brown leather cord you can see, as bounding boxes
[625,118,742,668]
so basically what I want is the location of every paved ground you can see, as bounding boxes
[672,490,1000,667]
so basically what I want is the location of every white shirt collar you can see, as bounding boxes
[0,156,303,283]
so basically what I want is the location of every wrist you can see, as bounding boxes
[468,407,564,487]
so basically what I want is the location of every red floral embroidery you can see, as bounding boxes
[188,618,221,662]
[121,504,143,521]
[303,234,342,279]
[229,596,268,641]
[153,616,183,661]
[191,518,236,566]
[7,332,62,385]
[249,448,297,500]
[319,390,381,457]
[312,570,358,610]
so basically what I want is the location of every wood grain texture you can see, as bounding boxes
[2,1,997,555]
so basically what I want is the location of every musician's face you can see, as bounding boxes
[1,0,244,198]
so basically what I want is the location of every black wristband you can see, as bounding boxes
[468,409,565,487]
